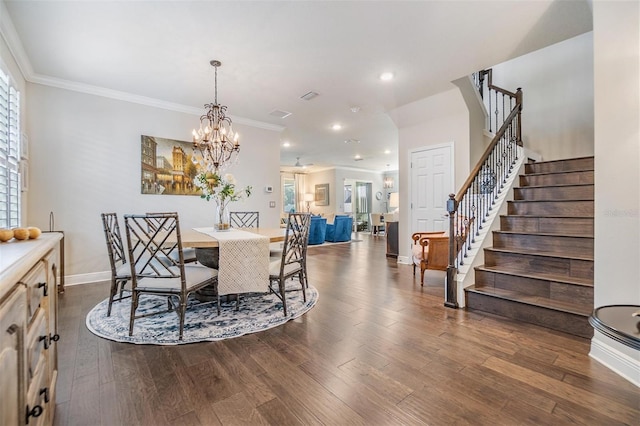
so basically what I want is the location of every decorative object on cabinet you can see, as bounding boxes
[0,233,62,426]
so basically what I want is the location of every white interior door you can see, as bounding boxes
[411,144,453,233]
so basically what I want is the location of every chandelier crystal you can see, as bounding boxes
[192,60,240,172]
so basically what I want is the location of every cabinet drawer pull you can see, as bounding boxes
[37,282,48,297]
[39,335,50,350]
[40,387,50,403]
[25,404,43,424]
[50,333,60,342]
[6,324,18,335]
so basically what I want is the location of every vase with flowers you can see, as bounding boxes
[194,172,252,231]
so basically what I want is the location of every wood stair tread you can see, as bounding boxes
[485,247,594,261]
[494,230,594,239]
[500,214,594,218]
[524,170,594,177]
[509,199,594,203]
[466,286,592,316]
[505,214,594,219]
[516,183,593,189]
[475,265,594,287]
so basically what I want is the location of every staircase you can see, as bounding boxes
[465,156,594,338]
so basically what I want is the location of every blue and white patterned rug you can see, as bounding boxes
[86,283,318,345]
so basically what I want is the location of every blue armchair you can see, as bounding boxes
[325,215,353,243]
[308,216,327,245]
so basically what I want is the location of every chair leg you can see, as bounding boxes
[420,265,426,286]
[178,297,186,340]
[128,291,139,336]
[280,280,287,317]
[296,271,307,302]
[107,278,117,316]
[412,263,416,276]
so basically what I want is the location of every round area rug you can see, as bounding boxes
[86,284,318,345]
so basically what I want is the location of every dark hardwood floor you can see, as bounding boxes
[54,234,639,425]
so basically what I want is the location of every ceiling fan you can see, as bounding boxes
[290,157,314,169]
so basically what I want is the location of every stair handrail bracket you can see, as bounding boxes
[445,70,523,308]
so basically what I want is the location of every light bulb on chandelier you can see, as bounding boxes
[192,60,240,172]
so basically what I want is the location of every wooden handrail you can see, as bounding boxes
[454,99,522,203]
[479,69,518,98]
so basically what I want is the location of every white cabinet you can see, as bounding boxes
[0,233,62,426]
[0,286,27,426]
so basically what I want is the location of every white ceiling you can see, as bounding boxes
[2,0,592,173]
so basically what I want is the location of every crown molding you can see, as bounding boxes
[0,0,34,79]
[0,1,284,133]
[28,73,283,132]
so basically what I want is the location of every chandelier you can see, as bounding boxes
[192,60,240,172]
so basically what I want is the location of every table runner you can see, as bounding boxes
[193,228,269,294]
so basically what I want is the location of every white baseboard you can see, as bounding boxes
[397,256,410,265]
[590,335,640,387]
[63,271,110,286]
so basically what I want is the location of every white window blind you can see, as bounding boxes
[0,68,21,229]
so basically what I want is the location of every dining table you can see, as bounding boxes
[180,227,286,302]
[180,227,286,247]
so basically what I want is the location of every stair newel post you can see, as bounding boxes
[445,193,459,308]
[516,88,523,146]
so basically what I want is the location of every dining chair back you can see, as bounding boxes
[123,212,218,340]
[100,213,132,316]
[269,213,311,316]
[146,211,197,263]
[230,211,260,228]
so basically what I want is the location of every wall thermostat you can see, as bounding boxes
[265,185,273,193]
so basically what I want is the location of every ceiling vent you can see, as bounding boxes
[269,109,292,119]
[300,91,319,101]
[344,139,361,144]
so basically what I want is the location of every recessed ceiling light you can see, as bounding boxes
[282,141,291,148]
[332,123,342,131]
[354,154,361,160]
[379,72,394,81]
[384,149,391,154]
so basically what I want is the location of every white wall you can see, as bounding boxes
[304,167,385,217]
[334,168,385,214]
[490,32,594,161]
[392,88,470,260]
[304,168,335,216]
[591,0,640,377]
[25,84,281,280]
